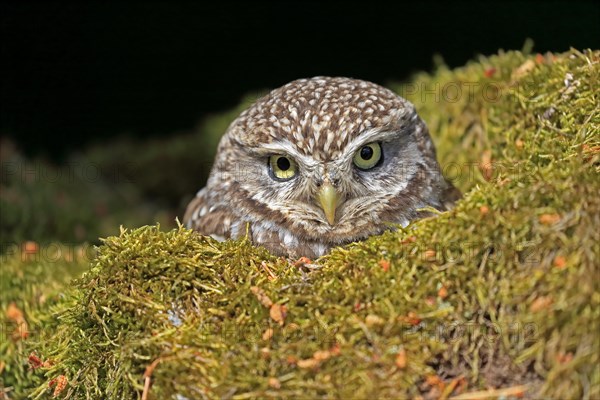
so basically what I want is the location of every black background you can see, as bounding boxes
[1,1,599,159]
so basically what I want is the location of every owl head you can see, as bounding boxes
[187,77,457,257]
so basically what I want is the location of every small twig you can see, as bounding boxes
[449,384,528,400]
[141,358,162,400]
[261,261,277,280]
[300,262,322,270]
[141,376,151,400]
[292,256,322,270]
[439,375,464,400]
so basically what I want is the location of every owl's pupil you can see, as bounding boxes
[277,157,290,171]
[360,146,373,160]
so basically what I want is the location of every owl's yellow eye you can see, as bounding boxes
[268,155,297,180]
[353,143,382,170]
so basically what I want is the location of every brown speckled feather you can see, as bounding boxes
[184,189,233,241]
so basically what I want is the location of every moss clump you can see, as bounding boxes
[0,245,90,398]
[2,48,599,399]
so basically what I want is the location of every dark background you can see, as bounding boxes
[1,1,599,159]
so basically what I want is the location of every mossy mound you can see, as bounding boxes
[1,48,599,399]
[0,245,91,398]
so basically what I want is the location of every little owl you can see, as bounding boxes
[184,77,459,258]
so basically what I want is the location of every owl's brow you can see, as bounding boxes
[244,141,321,167]
[341,126,407,158]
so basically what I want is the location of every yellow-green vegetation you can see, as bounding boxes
[0,245,91,398]
[1,48,598,399]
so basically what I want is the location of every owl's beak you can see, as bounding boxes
[317,181,339,225]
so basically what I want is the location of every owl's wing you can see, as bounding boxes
[441,178,462,211]
[183,188,235,241]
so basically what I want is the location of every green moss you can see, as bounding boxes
[0,245,90,398]
[2,48,598,399]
